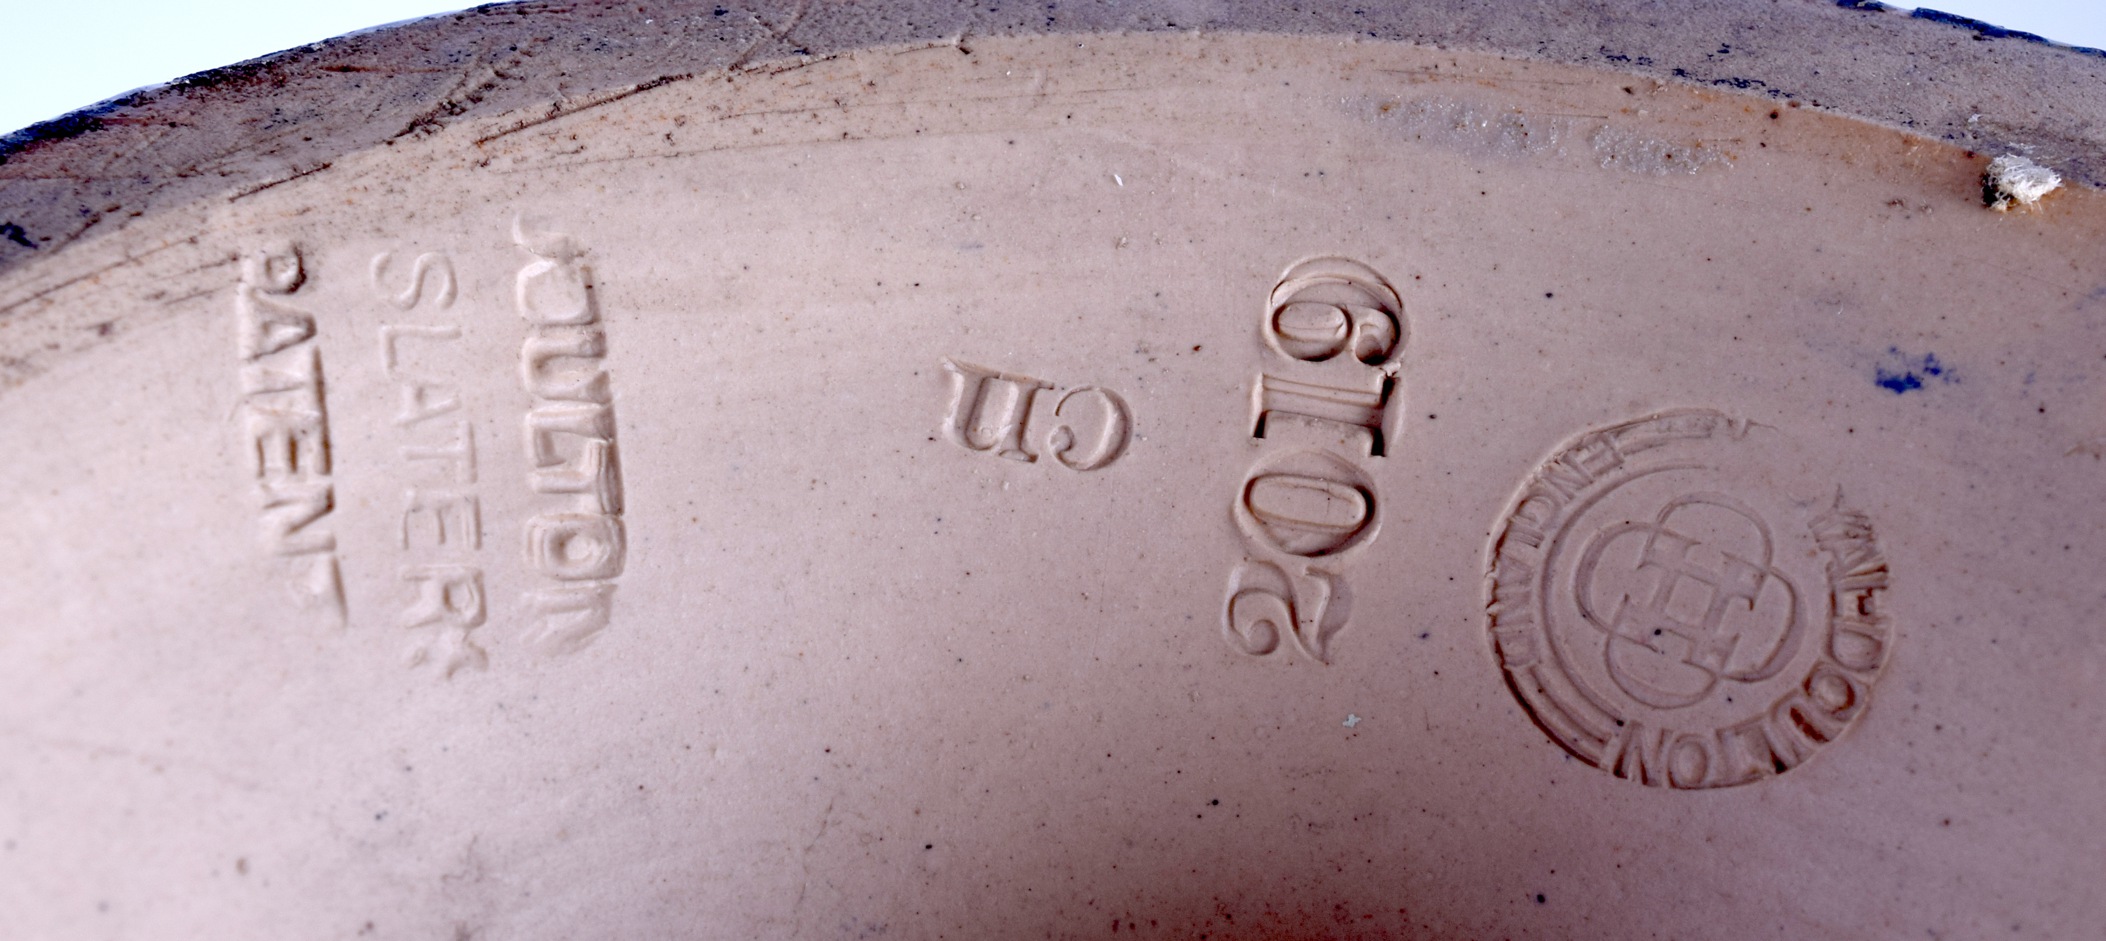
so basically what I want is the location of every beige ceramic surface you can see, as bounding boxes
[3,12,2104,941]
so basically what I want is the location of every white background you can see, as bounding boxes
[3,1,2103,136]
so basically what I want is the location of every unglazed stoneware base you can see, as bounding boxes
[2,4,2103,939]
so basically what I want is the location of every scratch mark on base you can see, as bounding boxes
[793,797,835,929]
[228,162,334,202]
[473,74,696,146]
[0,238,188,317]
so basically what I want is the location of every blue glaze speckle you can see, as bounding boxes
[1874,348,1955,395]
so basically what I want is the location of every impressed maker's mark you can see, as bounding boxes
[1222,257,1407,665]
[940,359,1130,472]
[373,251,488,677]
[1487,410,1895,789]
[234,247,347,627]
[513,220,628,657]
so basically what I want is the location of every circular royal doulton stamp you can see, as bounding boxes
[1486,410,1895,789]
